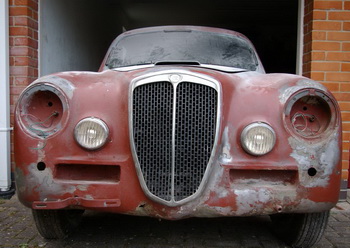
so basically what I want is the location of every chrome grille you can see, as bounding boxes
[132,79,218,203]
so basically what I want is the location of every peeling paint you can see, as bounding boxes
[289,131,340,187]
[26,163,76,199]
[31,75,75,99]
[279,79,327,104]
[220,126,232,163]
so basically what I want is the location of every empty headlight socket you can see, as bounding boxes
[284,89,338,140]
[17,84,68,138]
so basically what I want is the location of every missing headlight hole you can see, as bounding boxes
[37,162,46,171]
[308,167,317,177]
[288,93,332,138]
[18,84,67,138]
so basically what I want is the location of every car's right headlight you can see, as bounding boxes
[74,117,109,150]
[241,122,276,156]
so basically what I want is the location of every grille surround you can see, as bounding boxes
[130,70,221,206]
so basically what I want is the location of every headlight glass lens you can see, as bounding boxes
[74,118,109,150]
[241,123,276,156]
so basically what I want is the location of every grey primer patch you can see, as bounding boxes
[220,126,232,163]
[288,131,340,188]
[279,79,327,104]
[27,163,76,199]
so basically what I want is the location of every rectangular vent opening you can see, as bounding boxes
[55,164,120,183]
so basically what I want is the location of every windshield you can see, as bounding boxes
[106,30,258,71]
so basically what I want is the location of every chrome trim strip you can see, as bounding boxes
[129,69,221,206]
[171,84,177,203]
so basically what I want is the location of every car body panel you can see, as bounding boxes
[14,26,342,220]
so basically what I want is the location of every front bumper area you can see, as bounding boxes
[16,158,340,220]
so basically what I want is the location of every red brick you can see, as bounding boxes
[346,1,350,10]
[312,61,340,71]
[333,92,350,102]
[339,102,350,111]
[345,22,350,31]
[340,82,350,91]
[14,77,30,86]
[343,131,350,140]
[9,26,29,36]
[341,163,349,174]
[10,47,30,56]
[14,56,30,66]
[343,43,350,51]
[342,112,350,121]
[342,63,350,72]
[312,31,327,40]
[10,66,29,76]
[313,41,341,51]
[9,6,32,16]
[311,51,326,60]
[322,82,340,91]
[314,10,327,20]
[313,21,342,31]
[28,18,38,30]
[29,38,38,49]
[310,71,325,81]
[328,32,350,41]
[314,1,343,10]
[29,58,38,67]
[329,11,350,20]
[13,37,29,46]
[14,0,29,5]
[13,16,29,26]
[327,52,350,61]
[326,72,350,82]
[10,86,26,95]
[342,150,349,160]
[342,122,350,131]
[343,141,350,150]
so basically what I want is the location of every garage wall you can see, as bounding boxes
[40,0,122,76]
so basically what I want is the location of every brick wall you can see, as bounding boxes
[303,0,350,184]
[8,0,38,167]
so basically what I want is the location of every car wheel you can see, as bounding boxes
[32,209,84,239]
[270,211,329,248]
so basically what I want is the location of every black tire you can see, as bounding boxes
[32,209,84,239]
[270,211,329,248]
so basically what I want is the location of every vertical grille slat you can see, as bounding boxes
[132,79,218,203]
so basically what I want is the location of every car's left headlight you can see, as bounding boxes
[241,122,276,156]
[74,117,109,150]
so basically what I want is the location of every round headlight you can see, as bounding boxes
[241,123,276,156]
[74,117,109,150]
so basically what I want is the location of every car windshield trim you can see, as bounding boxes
[111,62,248,73]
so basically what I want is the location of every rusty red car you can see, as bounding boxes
[14,26,341,247]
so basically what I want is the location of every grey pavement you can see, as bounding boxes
[1,193,350,248]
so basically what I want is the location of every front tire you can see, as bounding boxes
[270,211,329,248]
[32,209,84,239]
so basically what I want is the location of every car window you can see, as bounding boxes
[106,30,258,71]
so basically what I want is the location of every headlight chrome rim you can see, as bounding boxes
[241,122,276,156]
[74,117,109,150]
